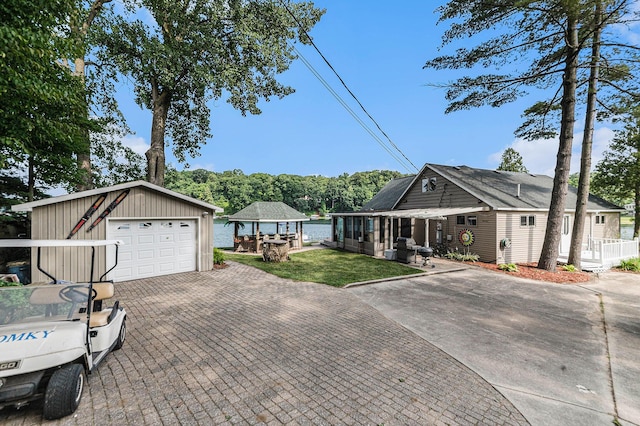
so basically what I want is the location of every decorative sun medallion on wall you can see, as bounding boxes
[459,229,475,246]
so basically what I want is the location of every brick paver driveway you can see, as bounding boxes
[1,262,528,425]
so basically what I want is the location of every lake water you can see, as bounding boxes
[213,219,332,248]
[214,221,634,248]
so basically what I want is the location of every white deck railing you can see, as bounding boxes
[588,238,639,267]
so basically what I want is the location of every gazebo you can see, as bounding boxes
[227,202,309,253]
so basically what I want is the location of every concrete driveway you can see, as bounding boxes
[347,263,640,426]
[1,262,526,425]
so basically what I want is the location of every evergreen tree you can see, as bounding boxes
[497,148,528,173]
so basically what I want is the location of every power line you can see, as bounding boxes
[294,47,415,173]
[280,0,420,173]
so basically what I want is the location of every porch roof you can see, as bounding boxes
[339,207,486,219]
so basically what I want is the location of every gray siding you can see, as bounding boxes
[400,173,490,210]
[30,186,214,283]
[496,212,547,264]
[430,212,498,263]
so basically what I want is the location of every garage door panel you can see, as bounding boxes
[159,234,175,242]
[108,219,197,282]
[119,251,133,262]
[137,249,155,260]
[136,265,154,278]
[159,262,176,272]
[159,248,175,258]
[137,234,154,245]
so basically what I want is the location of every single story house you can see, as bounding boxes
[12,180,222,282]
[331,163,629,267]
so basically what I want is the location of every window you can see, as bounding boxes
[354,217,362,240]
[466,216,477,226]
[379,217,385,242]
[365,217,374,242]
[520,215,535,227]
[596,215,605,224]
[456,215,465,225]
[421,177,437,192]
[400,218,412,237]
[139,222,152,229]
[345,217,353,239]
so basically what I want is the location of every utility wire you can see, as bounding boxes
[294,47,415,173]
[280,0,420,173]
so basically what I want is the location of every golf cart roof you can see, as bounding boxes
[0,239,123,248]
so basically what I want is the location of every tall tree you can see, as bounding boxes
[591,105,640,238]
[568,0,602,269]
[497,148,528,173]
[425,0,583,271]
[0,0,94,200]
[95,0,324,187]
[424,0,639,271]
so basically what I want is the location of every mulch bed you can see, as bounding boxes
[472,261,593,284]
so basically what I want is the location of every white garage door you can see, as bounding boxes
[107,219,197,281]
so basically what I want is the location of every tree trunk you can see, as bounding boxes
[73,57,93,191]
[28,155,35,202]
[635,181,640,239]
[70,0,112,191]
[568,1,601,269]
[146,85,171,187]
[538,15,579,271]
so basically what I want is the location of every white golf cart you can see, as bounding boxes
[0,239,126,419]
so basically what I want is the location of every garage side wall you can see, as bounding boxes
[30,187,213,283]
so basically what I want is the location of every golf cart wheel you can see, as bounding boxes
[43,364,85,420]
[113,318,126,350]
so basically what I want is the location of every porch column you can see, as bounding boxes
[425,220,430,247]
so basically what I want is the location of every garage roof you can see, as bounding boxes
[12,180,223,213]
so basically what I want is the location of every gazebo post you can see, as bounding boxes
[256,222,261,252]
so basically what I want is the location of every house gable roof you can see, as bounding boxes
[228,202,308,223]
[12,180,223,213]
[395,164,622,212]
[361,176,415,211]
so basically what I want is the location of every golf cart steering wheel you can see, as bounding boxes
[59,286,89,303]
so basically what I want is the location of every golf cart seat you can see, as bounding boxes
[90,282,118,327]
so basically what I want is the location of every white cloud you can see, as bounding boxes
[187,163,216,171]
[489,126,615,176]
[121,135,150,156]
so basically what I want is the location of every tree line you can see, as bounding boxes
[165,168,406,215]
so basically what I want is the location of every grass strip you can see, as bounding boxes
[225,248,419,287]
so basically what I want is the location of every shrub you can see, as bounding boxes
[498,263,518,272]
[561,264,577,272]
[444,250,479,262]
[213,248,225,265]
[618,257,640,272]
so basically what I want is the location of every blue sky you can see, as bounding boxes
[115,1,637,178]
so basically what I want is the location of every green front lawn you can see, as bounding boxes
[224,249,421,287]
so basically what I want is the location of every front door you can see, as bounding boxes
[560,214,571,253]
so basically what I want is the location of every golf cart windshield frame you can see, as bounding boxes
[0,239,123,284]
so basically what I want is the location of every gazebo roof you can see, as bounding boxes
[227,202,309,223]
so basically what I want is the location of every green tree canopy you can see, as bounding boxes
[497,148,528,173]
[591,106,640,238]
[0,0,95,199]
[164,169,406,215]
[93,0,324,187]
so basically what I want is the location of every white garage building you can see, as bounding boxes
[13,181,222,282]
